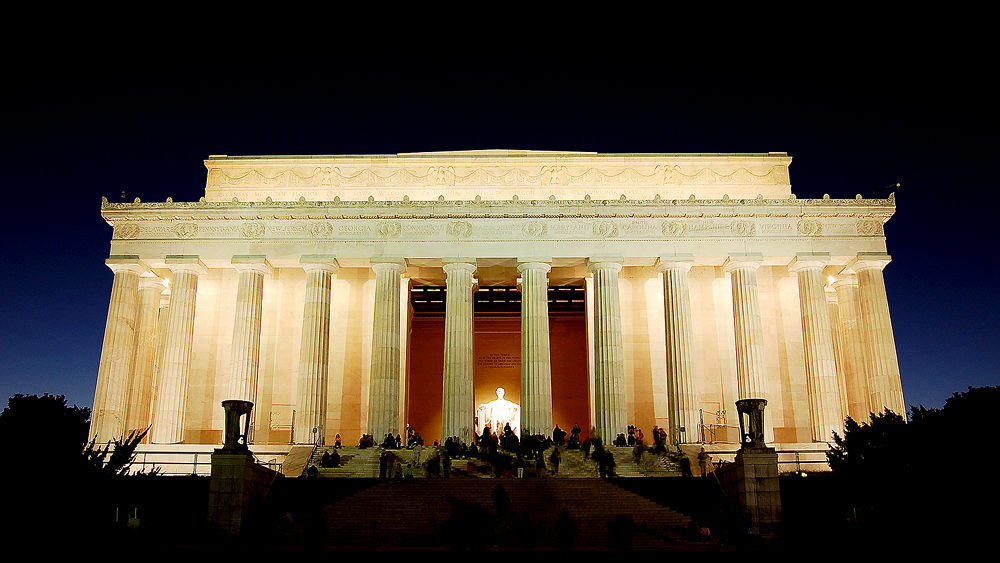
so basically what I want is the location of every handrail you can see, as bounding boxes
[131,449,288,475]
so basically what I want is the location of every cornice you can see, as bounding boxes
[102,193,896,223]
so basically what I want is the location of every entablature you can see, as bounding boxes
[202,152,795,202]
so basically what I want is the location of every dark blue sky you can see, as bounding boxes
[2,51,996,413]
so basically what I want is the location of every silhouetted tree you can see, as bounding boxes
[0,393,91,474]
[824,386,1000,549]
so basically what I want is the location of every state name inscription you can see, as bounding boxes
[476,352,520,369]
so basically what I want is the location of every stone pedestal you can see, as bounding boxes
[207,451,278,535]
[717,446,781,537]
[207,400,277,535]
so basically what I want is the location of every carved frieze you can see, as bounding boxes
[174,223,198,239]
[446,221,473,238]
[115,223,139,239]
[522,222,547,238]
[856,219,884,236]
[661,221,687,237]
[377,221,402,238]
[205,163,791,190]
[239,222,266,239]
[733,221,756,237]
[594,221,619,238]
[796,220,823,237]
[308,222,333,238]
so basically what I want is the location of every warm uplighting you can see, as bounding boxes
[827,276,835,285]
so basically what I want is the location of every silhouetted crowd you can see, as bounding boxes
[315,421,691,481]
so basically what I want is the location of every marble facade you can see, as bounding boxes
[89,150,904,449]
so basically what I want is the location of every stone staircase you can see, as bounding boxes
[306,445,682,479]
[307,447,383,478]
[315,478,713,550]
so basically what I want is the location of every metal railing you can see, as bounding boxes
[130,449,289,476]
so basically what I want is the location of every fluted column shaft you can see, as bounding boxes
[826,287,850,424]
[518,262,553,436]
[91,259,145,443]
[151,260,206,444]
[124,275,164,436]
[442,261,477,443]
[589,260,626,442]
[228,258,271,443]
[790,260,844,442]
[657,260,699,444]
[294,261,338,444]
[854,257,905,415]
[725,260,768,400]
[368,261,405,442]
[833,275,871,421]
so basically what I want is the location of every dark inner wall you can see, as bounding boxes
[407,313,589,442]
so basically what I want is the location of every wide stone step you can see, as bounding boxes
[315,478,708,549]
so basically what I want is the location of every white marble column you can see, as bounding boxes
[588,259,626,442]
[150,258,207,444]
[789,255,843,442]
[723,256,768,400]
[656,257,699,445]
[833,274,871,421]
[441,260,477,443]
[148,288,170,432]
[852,254,905,416]
[90,257,146,443]
[368,259,406,442]
[227,257,271,442]
[826,285,851,424]
[124,274,164,436]
[518,261,553,437]
[722,255,772,442]
[294,257,338,444]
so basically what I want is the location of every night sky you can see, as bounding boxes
[2,49,997,414]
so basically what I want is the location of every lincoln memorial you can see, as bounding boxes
[89,151,903,461]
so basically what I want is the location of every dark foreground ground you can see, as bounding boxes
[6,471,985,553]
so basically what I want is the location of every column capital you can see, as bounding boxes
[722,253,763,274]
[846,252,891,273]
[165,256,208,275]
[138,273,166,292]
[372,260,407,275]
[655,255,694,272]
[300,255,339,274]
[232,255,273,275]
[832,274,859,289]
[587,257,623,273]
[788,252,830,273]
[443,260,477,275]
[517,261,551,274]
[105,256,148,276]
